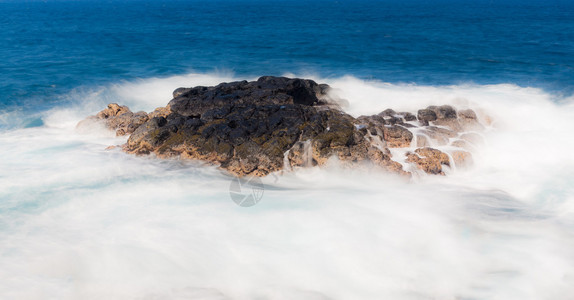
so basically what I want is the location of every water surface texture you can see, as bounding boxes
[1,0,573,299]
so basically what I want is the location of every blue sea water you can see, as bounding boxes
[1,0,573,112]
[2,1,574,299]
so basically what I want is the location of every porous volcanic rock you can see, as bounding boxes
[406,147,451,175]
[80,76,488,177]
[119,76,404,177]
[77,103,149,136]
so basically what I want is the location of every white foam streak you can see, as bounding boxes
[1,73,574,299]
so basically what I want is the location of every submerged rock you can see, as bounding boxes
[450,150,473,168]
[80,76,487,177]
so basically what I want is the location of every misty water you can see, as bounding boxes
[1,74,573,299]
[1,0,574,299]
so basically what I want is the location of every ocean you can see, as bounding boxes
[1,0,573,299]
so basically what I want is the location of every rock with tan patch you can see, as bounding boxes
[80,77,487,177]
[116,77,407,177]
[406,147,451,175]
[78,103,149,136]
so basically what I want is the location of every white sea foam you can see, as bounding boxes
[0,73,573,299]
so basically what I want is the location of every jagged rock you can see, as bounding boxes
[417,108,437,126]
[381,125,413,148]
[430,105,457,119]
[287,141,314,168]
[148,106,171,119]
[376,110,419,126]
[111,111,149,136]
[167,76,329,118]
[377,109,408,125]
[428,105,462,131]
[77,103,149,136]
[406,147,450,175]
[96,103,131,119]
[356,114,413,148]
[367,147,406,174]
[402,112,417,122]
[119,77,405,177]
[80,76,487,178]
[417,105,483,133]
[379,109,397,117]
[172,87,193,98]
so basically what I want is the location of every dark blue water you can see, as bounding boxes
[1,0,573,111]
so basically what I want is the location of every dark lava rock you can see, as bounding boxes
[167,76,329,118]
[80,76,487,177]
[121,76,404,177]
[430,105,457,119]
[417,108,437,126]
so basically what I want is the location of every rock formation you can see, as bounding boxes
[77,103,149,136]
[78,76,486,177]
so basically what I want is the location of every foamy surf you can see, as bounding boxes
[0,73,573,299]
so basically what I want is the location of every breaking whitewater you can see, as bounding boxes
[1,73,573,300]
